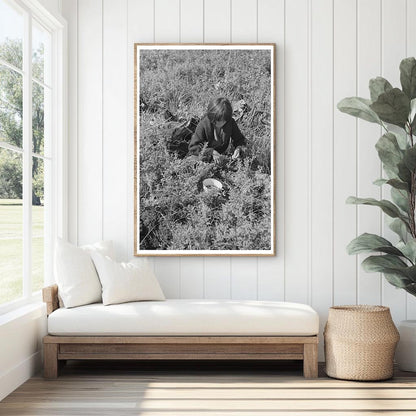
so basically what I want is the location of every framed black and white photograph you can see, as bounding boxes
[134,44,275,256]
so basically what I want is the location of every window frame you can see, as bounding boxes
[0,0,67,315]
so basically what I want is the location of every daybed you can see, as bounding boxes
[42,284,320,379]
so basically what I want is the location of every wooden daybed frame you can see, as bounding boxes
[42,285,319,379]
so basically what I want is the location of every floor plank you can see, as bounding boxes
[1,361,416,415]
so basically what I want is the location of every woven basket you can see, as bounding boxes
[324,305,399,381]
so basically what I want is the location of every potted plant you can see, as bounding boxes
[337,57,416,372]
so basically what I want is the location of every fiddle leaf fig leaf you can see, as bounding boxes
[397,240,416,264]
[404,283,416,296]
[384,166,400,180]
[361,255,416,287]
[389,217,410,242]
[375,132,404,173]
[370,88,410,127]
[411,99,416,135]
[383,272,412,288]
[400,57,416,100]
[410,98,416,124]
[347,233,403,256]
[387,178,410,191]
[395,130,410,150]
[373,178,388,186]
[337,97,382,125]
[373,178,410,191]
[362,254,408,272]
[403,146,416,172]
[369,77,393,102]
[391,187,410,213]
[403,265,416,282]
[411,99,416,132]
[398,161,412,185]
[346,196,406,219]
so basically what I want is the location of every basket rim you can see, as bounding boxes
[330,305,389,313]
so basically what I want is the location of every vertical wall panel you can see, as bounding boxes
[407,0,416,319]
[103,0,128,260]
[152,0,181,298]
[205,257,231,299]
[155,0,180,42]
[67,0,413,324]
[231,258,258,299]
[230,0,257,42]
[61,0,78,245]
[356,0,382,305]
[229,0,258,300]
[154,258,181,298]
[203,0,232,299]
[127,0,154,263]
[381,0,407,322]
[310,0,333,359]
[126,1,156,282]
[284,0,309,303]
[180,0,203,43]
[77,0,103,245]
[127,0,154,43]
[180,258,204,298]
[257,0,285,301]
[333,0,357,305]
[179,0,205,298]
[407,0,416,59]
[406,0,416,57]
[204,0,231,42]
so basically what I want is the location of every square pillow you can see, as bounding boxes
[55,239,114,308]
[81,240,115,259]
[90,252,165,306]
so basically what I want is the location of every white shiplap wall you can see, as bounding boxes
[61,0,415,356]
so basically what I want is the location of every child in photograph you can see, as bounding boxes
[188,97,247,163]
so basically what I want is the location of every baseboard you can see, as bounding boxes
[0,351,42,401]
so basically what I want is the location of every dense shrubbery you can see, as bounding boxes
[139,49,272,250]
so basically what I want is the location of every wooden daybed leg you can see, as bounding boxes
[44,343,59,379]
[303,343,318,379]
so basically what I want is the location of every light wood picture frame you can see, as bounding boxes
[134,44,276,256]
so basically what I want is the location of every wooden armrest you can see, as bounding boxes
[42,284,59,316]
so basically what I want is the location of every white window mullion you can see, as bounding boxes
[0,142,24,154]
[43,29,55,286]
[0,58,25,76]
[22,11,32,298]
[0,0,66,313]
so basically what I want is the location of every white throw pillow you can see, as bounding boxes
[90,252,165,306]
[81,240,115,259]
[55,239,114,308]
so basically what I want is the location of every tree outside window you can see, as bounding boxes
[0,0,52,306]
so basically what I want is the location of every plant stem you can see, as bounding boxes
[409,123,416,238]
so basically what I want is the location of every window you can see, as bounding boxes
[0,0,66,312]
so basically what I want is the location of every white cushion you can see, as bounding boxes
[54,239,114,308]
[90,253,165,305]
[47,299,319,336]
[81,240,115,259]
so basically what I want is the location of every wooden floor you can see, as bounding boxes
[1,360,416,415]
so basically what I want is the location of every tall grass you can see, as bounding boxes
[139,49,272,251]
